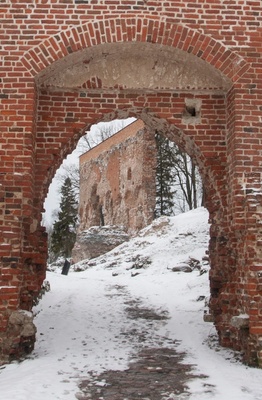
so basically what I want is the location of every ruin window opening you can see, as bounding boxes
[99,205,105,226]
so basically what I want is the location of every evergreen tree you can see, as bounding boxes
[50,177,78,259]
[154,132,177,217]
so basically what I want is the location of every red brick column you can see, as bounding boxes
[0,71,46,363]
[207,74,262,366]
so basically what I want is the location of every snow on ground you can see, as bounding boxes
[1,207,262,399]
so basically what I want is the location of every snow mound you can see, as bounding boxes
[72,207,210,275]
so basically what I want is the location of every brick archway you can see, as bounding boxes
[1,6,262,367]
[21,16,249,82]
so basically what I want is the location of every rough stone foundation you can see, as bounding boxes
[72,226,130,264]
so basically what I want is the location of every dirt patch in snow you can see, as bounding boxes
[77,292,210,400]
[77,347,201,400]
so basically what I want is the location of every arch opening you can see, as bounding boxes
[42,112,211,262]
[31,33,231,362]
[42,111,217,269]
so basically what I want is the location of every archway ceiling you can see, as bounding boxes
[36,42,231,92]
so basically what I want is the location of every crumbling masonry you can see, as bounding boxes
[78,119,156,234]
[72,119,156,263]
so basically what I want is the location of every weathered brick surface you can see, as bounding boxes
[0,1,262,366]
[78,119,156,233]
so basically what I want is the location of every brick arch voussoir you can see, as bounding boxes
[21,15,249,83]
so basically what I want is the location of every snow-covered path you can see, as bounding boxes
[0,271,138,400]
[1,208,262,399]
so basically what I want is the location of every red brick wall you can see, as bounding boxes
[1,1,262,366]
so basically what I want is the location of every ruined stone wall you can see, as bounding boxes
[78,119,156,234]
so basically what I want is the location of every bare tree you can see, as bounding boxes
[173,151,203,213]
[56,163,80,196]
[79,120,127,151]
